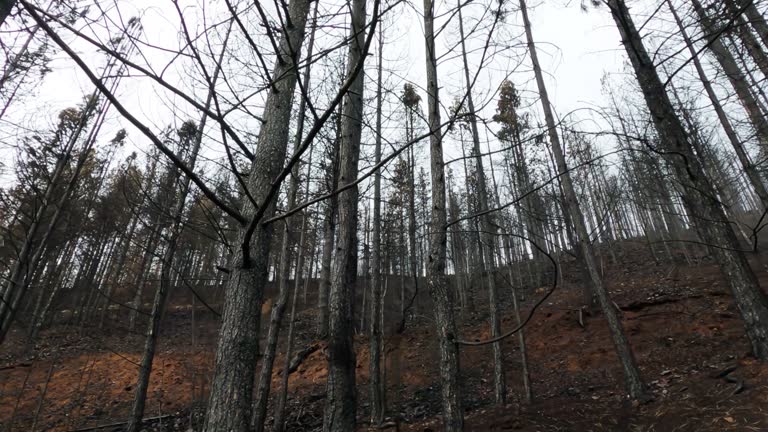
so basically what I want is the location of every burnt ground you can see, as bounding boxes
[3,243,768,431]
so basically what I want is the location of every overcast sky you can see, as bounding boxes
[0,0,676,191]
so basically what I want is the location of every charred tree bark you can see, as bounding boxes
[100,213,139,326]
[251,5,318,429]
[740,0,768,48]
[502,234,532,403]
[322,0,370,428]
[203,0,312,428]
[369,19,386,425]
[423,0,463,428]
[318,104,342,338]
[0,0,13,28]
[0,100,99,343]
[723,0,768,78]
[128,226,161,332]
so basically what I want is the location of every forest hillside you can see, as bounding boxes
[2,0,768,431]
[3,242,768,431]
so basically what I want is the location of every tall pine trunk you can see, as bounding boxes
[369,17,386,426]
[423,0,463,428]
[318,104,342,337]
[322,0,372,428]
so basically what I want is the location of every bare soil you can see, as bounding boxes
[3,244,768,431]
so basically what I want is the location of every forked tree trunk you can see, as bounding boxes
[203,0,312,428]
[609,0,768,359]
[251,5,318,429]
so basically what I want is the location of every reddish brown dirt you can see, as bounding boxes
[3,246,768,431]
[0,308,219,431]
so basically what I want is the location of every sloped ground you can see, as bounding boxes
[3,245,768,431]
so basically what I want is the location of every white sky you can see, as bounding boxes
[0,0,711,197]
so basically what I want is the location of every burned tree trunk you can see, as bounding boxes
[322,0,372,428]
[251,5,318,429]
[369,17,386,426]
[423,0,463,428]
[318,104,342,338]
[203,0,313,428]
